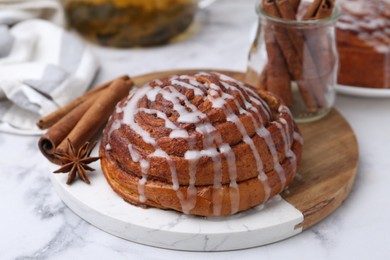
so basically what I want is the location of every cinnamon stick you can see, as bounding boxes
[257,0,335,110]
[291,0,301,13]
[275,0,329,108]
[303,0,334,20]
[56,77,134,155]
[254,0,301,95]
[39,77,134,164]
[37,75,129,130]
[275,0,304,59]
[262,0,318,111]
[38,98,95,164]
[303,0,336,105]
[264,28,293,106]
[316,0,335,19]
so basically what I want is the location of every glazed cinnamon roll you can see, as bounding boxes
[100,72,303,216]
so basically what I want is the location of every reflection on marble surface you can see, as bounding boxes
[1,0,390,259]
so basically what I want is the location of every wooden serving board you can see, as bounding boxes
[50,69,359,251]
[133,69,359,230]
[285,109,358,230]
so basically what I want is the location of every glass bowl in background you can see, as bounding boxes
[63,0,217,48]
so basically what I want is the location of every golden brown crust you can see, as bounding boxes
[106,116,294,186]
[100,72,303,216]
[100,137,302,216]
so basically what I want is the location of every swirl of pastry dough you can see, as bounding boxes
[100,72,303,216]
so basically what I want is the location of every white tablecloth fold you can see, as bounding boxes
[0,0,65,26]
[0,19,98,135]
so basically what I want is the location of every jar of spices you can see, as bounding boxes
[246,0,341,122]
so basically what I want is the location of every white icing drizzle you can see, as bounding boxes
[199,84,240,214]
[170,78,204,96]
[293,131,304,145]
[153,79,163,86]
[138,108,189,138]
[279,118,291,153]
[183,151,201,213]
[272,121,289,157]
[162,86,205,123]
[118,82,206,214]
[138,159,149,203]
[224,102,271,200]
[151,148,180,191]
[178,75,207,89]
[108,118,121,137]
[149,86,201,213]
[128,144,140,162]
[152,83,233,215]
[214,76,277,200]
[146,88,160,102]
[122,86,157,146]
[220,143,239,214]
[257,126,285,187]
[110,72,299,216]
[105,143,111,151]
[121,85,155,202]
[169,129,190,138]
[216,72,273,120]
[163,78,235,215]
[271,117,298,186]
[217,74,300,195]
[252,112,286,192]
[206,80,269,206]
[279,106,301,178]
[195,72,211,77]
[115,105,123,113]
[280,117,297,172]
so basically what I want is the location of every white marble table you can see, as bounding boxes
[1,0,390,259]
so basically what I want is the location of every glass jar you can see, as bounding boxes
[246,2,340,123]
[63,0,216,48]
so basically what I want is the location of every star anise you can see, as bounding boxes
[53,139,100,185]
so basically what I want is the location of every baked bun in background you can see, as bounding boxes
[100,72,303,216]
[336,0,390,89]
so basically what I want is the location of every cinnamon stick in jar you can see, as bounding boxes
[291,0,302,13]
[303,0,335,20]
[275,0,329,108]
[303,0,337,95]
[262,0,319,111]
[247,0,338,121]
[264,28,293,106]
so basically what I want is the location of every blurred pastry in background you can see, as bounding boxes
[336,0,390,89]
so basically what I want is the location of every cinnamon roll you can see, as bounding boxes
[100,72,303,216]
[336,0,390,88]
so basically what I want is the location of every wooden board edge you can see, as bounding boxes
[286,109,359,230]
[293,170,357,230]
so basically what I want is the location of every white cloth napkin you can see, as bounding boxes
[0,4,99,135]
[0,0,65,26]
